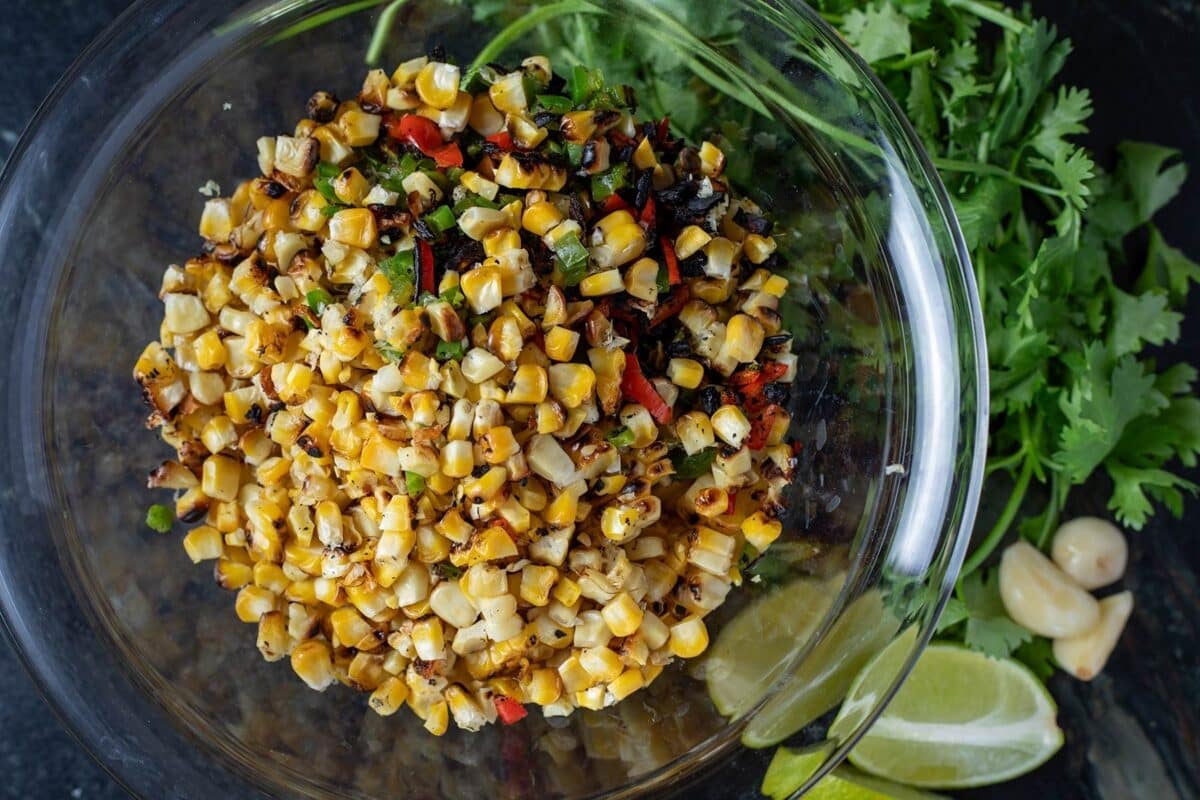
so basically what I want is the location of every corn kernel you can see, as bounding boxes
[743,233,777,264]
[675,225,712,260]
[522,201,564,236]
[182,525,223,563]
[711,405,751,448]
[328,207,377,249]
[201,454,241,502]
[667,358,704,389]
[698,141,726,177]
[742,511,784,551]
[291,639,335,690]
[669,616,709,658]
[543,326,579,362]
[579,269,624,297]
[607,668,645,702]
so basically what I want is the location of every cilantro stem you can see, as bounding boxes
[874,48,938,72]
[268,0,389,43]
[933,158,1067,198]
[960,455,1035,578]
[985,447,1027,476]
[943,0,1028,33]
[469,0,605,71]
[1034,471,1063,549]
[365,0,407,64]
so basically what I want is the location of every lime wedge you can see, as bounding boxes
[704,575,900,749]
[830,637,1064,788]
[763,746,946,800]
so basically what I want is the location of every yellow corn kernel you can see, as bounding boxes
[579,269,624,297]
[525,668,562,706]
[557,654,594,693]
[201,454,241,502]
[338,107,382,146]
[360,434,401,476]
[290,638,335,690]
[743,233,777,264]
[460,170,500,201]
[214,558,253,591]
[182,525,223,563]
[472,527,519,564]
[542,326,579,362]
[506,363,548,404]
[624,257,660,303]
[460,264,504,314]
[632,136,659,170]
[412,617,445,660]
[521,201,564,236]
[256,610,290,662]
[742,511,783,551]
[469,92,504,136]
[483,227,522,257]
[479,426,519,465]
[333,167,370,204]
[464,466,508,502]
[711,405,751,448]
[667,358,704,389]
[424,699,449,736]
[416,527,452,564]
[608,668,645,702]
[592,215,646,269]
[368,676,410,716]
[543,488,579,528]
[507,113,547,150]
[669,615,709,658]
[675,225,712,260]
[763,273,789,297]
[488,72,528,115]
[253,561,289,594]
[494,153,566,191]
[330,606,374,649]
[547,363,595,409]
[520,564,559,607]
[328,207,377,249]
[559,110,596,143]
[601,592,644,637]
[723,313,765,363]
[201,415,237,454]
[194,329,227,370]
[235,585,278,623]
[579,646,624,682]
[290,189,328,232]
[698,141,726,177]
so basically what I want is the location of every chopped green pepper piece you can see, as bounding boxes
[591,163,628,202]
[405,471,426,497]
[440,285,466,307]
[379,250,416,300]
[305,289,333,315]
[552,231,590,287]
[656,266,671,295]
[313,162,340,204]
[319,203,348,217]
[536,94,574,114]
[375,341,405,362]
[565,142,586,167]
[671,447,717,479]
[606,426,636,449]
[435,339,467,361]
[452,193,503,215]
[145,503,174,533]
[424,205,457,234]
[569,65,605,105]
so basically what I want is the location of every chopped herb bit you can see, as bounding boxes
[375,341,404,362]
[440,285,466,307]
[378,250,416,300]
[672,447,717,479]
[146,503,174,533]
[435,339,466,361]
[433,562,464,580]
[305,289,333,315]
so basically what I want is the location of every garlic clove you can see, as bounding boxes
[1051,516,1128,590]
[999,540,1100,638]
[1053,591,1134,681]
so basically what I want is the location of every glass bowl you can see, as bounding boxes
[0,0,986,797]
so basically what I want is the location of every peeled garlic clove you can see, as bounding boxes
[1053,591,1134,681]
[999,540,1100,638]
[1051,516,1128,590]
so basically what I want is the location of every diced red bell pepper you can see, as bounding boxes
[417,240,435,293]
[385,114,463,167]
[762,361,788,382]
[602,194,631,214]
[493,695,528,725]
[639,196,657,232]
[486,131,515,151]
[748,403,784,450]
[660,236,681,286]
[649,285,690,329]
[656,116,671,144]
[621,353,672,424]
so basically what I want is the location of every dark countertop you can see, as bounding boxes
[0,2,1196,799]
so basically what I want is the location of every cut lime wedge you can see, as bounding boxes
[830,638,1064,788]
[763,746,946,800]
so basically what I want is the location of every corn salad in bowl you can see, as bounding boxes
[136,51,799,735]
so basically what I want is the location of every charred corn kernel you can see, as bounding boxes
[607,668,645,702]
[559,111,596,143]
[488,72,527,115]
[182,525,223,563]
[333,167,369,204]
[669,616,709,658]
[464,467,508,502]
[460,170,500,201]
[723,314,765,363]
[667,358,704,389]
[193,329,226,370]
[502,363,545,404]
[520,564,559,607]
[601,592,644,637]
[742,511,783,551]
[547,364,595,409]
[439,440,474,478]
[508,113,547,149]
[579,269,624,296]
[494,153,566,191]
[460,266,504,314]
[624,257,660,302]
[215,558,253,590]
[482,228,522,257]
[290,189,328,232]
[632,136,658,170]
[674,411,715,456]
[763,273,788,297]
[253,561,289,594]
[328,208,377,249]
[543,327,579,362]
[526,668,562,705]
[522,201,564,236]
[202,454,241,502]
[256,611,289,661]
[600,505,640,543]
[711,405,751,448]
[201,415,237,454]
[368,675,409,716]
[424,699,449,735]
[469,93,505,136]
[337,107,382,146]
[743,233,777,263]
[698,141,726,177]
[675,226,712,260]
[291,639,335,690]
[411,616,445,660]
[579,646,624,682]
[235,585,278,623]
[457,207,509,241]
[473,527,519,564]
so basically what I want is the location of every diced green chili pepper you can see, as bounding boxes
[405,471,426,496]
[145,503,174,533]
[424,205,457,234]
[553,231,590,287]
[671,447,717,479]
[306,289,333,315]
[319,203,348,217]
[379,250,416,300]
[569,65,605,105]
[452,193,502,215]
[440,285,466,307]
[375,341,404,362]
[313,162,340,204]
[435,339,466,361]
[536,94,574,113]
[656,266,671,295]
[565,142,586,167]
[605,426,636,449]
[591,163,628,202]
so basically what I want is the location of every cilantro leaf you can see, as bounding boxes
[841,4,912,63]
[1013,637,1057,682]
[961,570,1033,659]
[1116,141,1188,225]
[1109,289,1182,357]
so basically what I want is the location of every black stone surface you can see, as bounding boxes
[0,2,1196,799]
